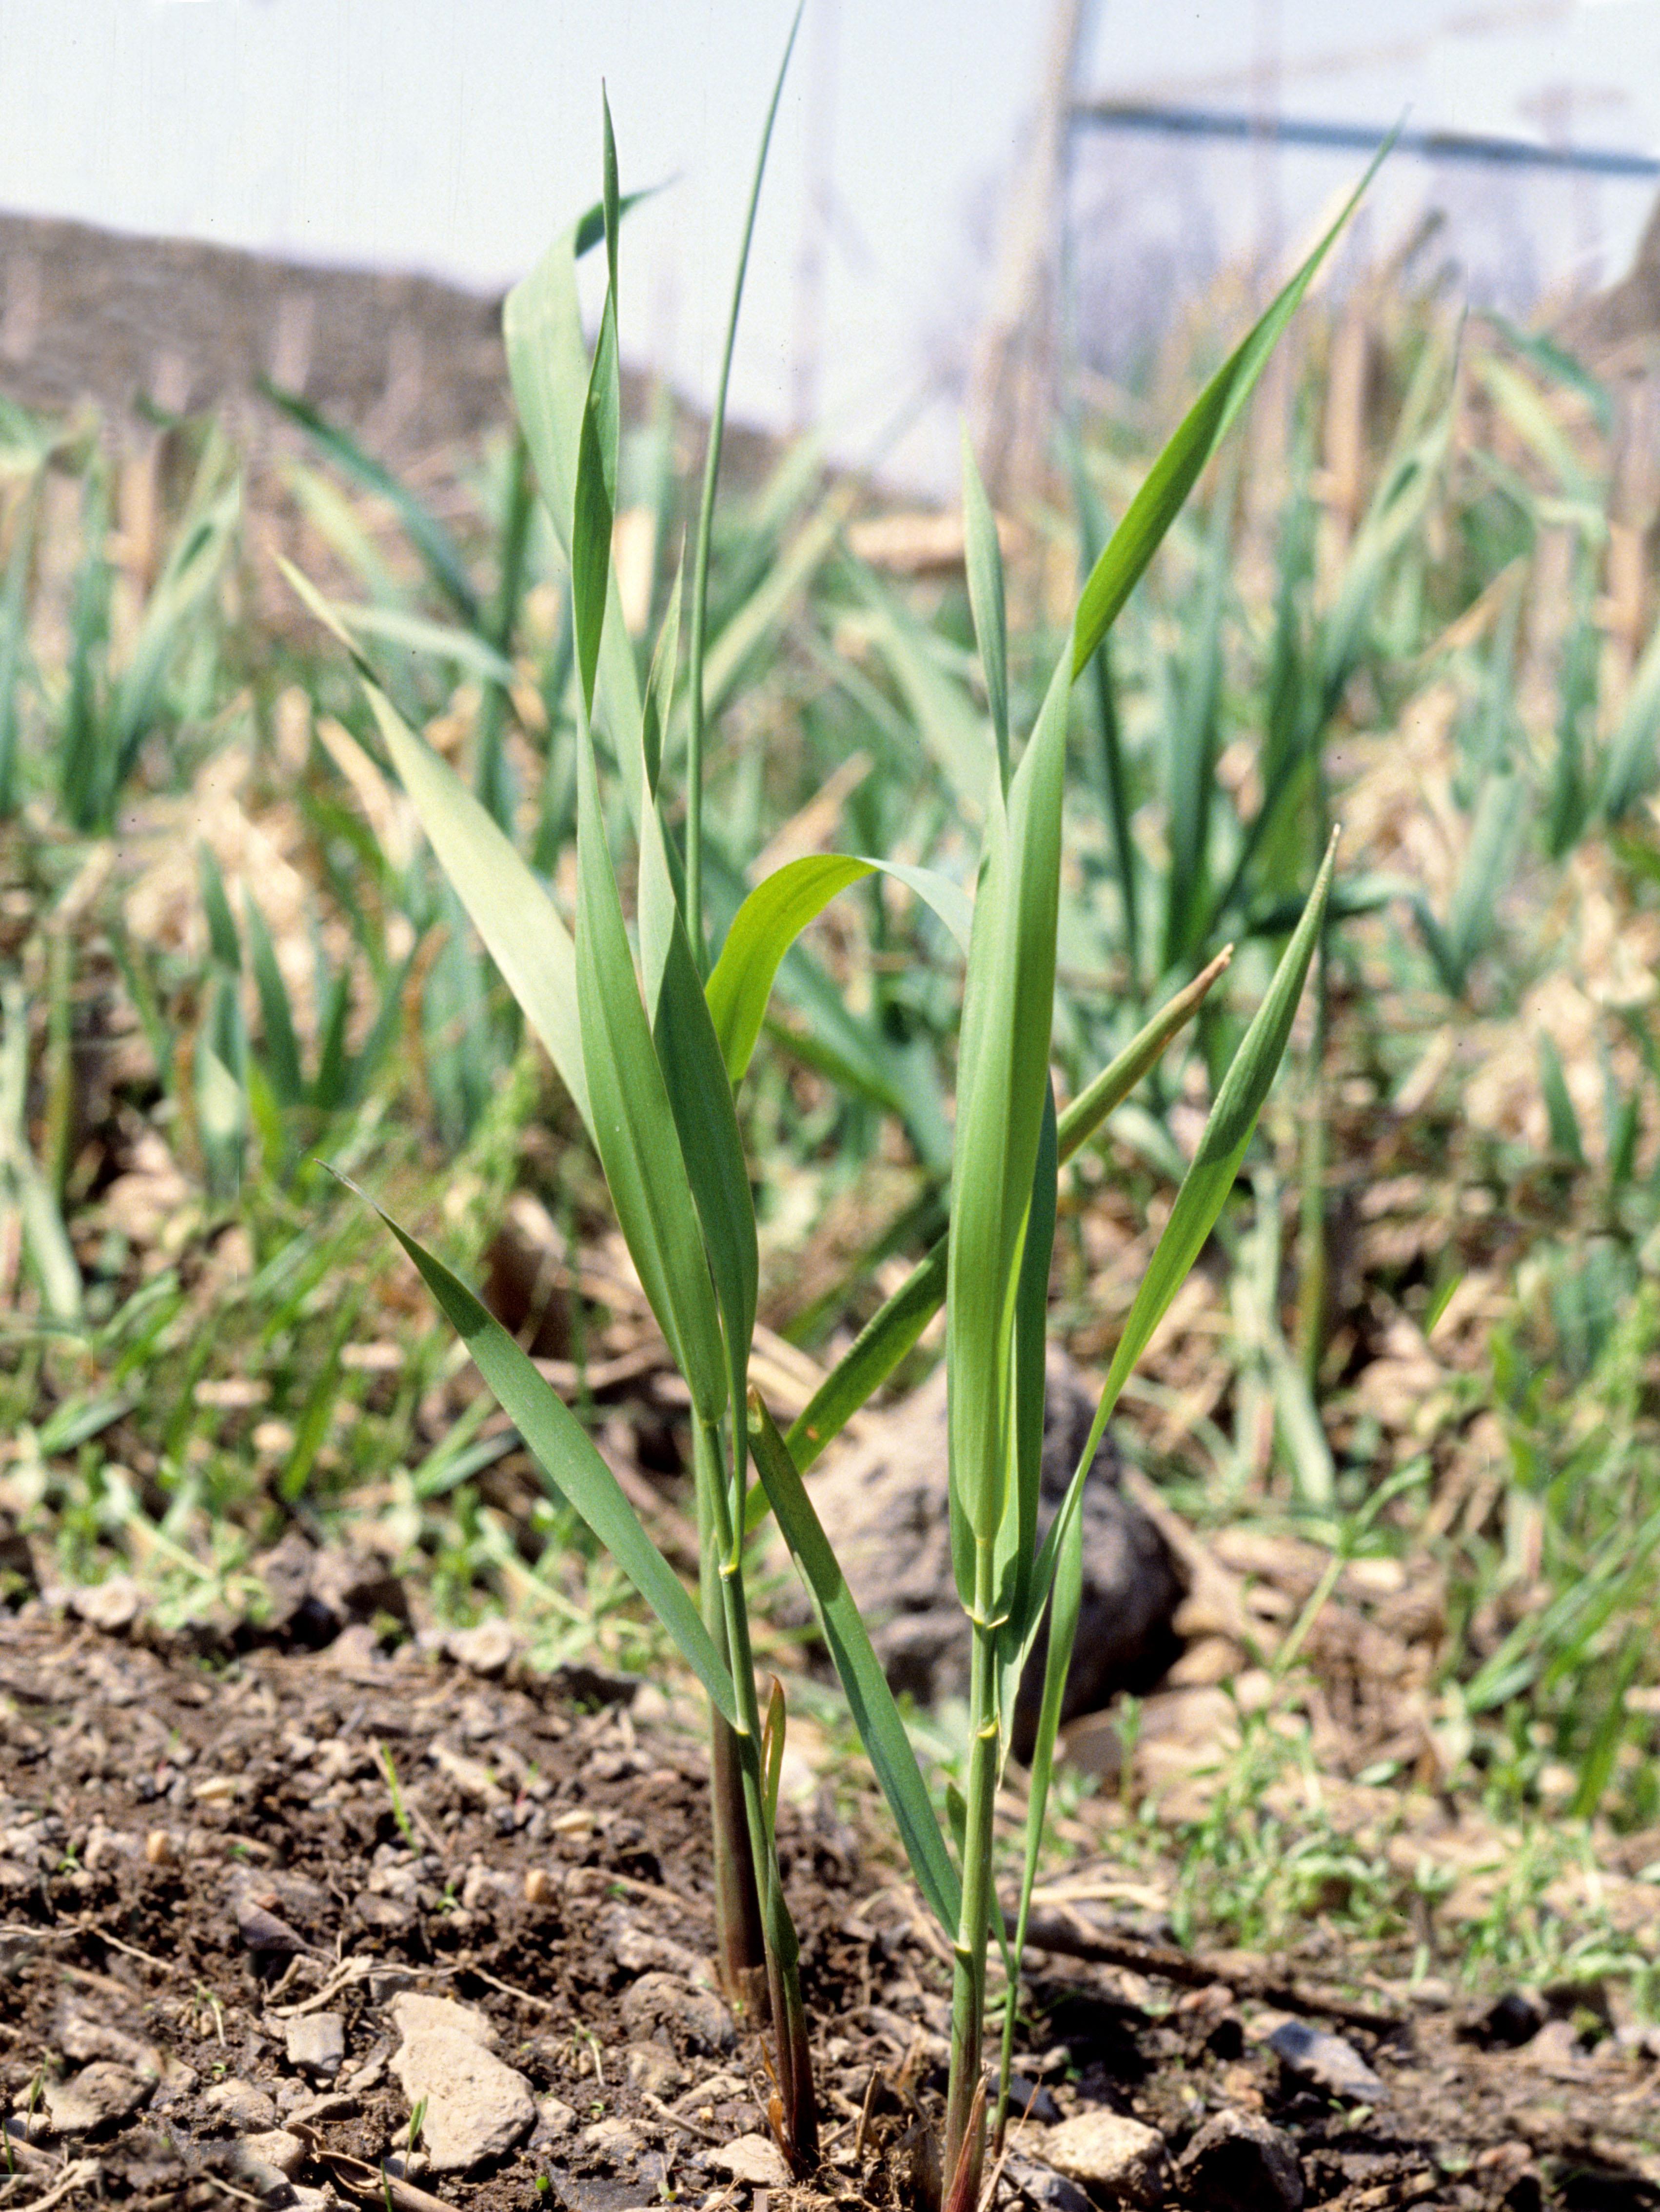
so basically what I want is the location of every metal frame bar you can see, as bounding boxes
[1068,100,1660,181]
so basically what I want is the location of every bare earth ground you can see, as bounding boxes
[3,1606,1659,2212]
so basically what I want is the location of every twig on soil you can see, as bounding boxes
[638,2091,725,2144]
[9,2165,103,2212]
[201,2177,265,2209]
[78,1920,173,1975]
[464,1964,558,2014]
[268,1955,382,2016]
[1016,1907,1401,2033]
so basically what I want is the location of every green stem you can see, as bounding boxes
[685,2,803,970]
[994,1510,1083,2152]
[944,1545,1000,2198]
[695,1427,767,2014]
[698,1418,819,2169]
[1295,812,1331,1386]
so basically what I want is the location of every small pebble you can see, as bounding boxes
[1006,2155,1092,2212]
[625,2041,684,2096]
[237,2129,306,2179]
[201,2078,278,2132]
[388,1992,498,2052]
[43,2062,149,2135]
[619,1969,735,2054]
[1266,2020,1388,2104]
[1178,2108,1304,2212]
[391,1999,536,2173]
[705,2133,792,2188]
[524,1866,554,1904]
[447,1618,517,1676]
[285,2013,345,2079]
[70,1576,141,1634]
[582,2115,640,2163]
[1039,2111,1167,2206]
[535,2095,576,2141]
[144,1829,175,1867]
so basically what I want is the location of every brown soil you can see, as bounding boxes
[3,1613,1659,2212]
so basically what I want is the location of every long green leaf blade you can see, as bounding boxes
[781,950,1232,1476]
[948,655,1070,1558]
[962,428,1010,790]
[264,382,479,625]
[749,1390,961,1934]
[355,1185,737,1726]
[1026,830,1341,1633]
[244,896,304,1108]
[572,287,620,722]
[575,723,728,1425]
[357,680,593,1140]
[503,219,647,827]
[1071,142,1388,674]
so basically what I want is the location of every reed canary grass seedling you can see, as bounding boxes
[297,63,1383,2190]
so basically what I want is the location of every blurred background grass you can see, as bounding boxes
[2,192,1660,1996]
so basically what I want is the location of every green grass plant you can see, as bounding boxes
[291,74,1384,2185]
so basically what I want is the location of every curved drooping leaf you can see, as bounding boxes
[706,853,972,1086]
[350,1182,738,1729]
[323,602,517,690]
[280,558,593,1142]
[264,382,479,623]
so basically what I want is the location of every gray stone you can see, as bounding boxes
[388,1991,500,2052]
[70,1576,141,1635]
[1265,2020,1388,2104]
[1177,2109,1304,2212]
[284,2091,358,2127]
[447,1618,517,1676]
[1006,2156,1093,2212]
[1039,2111,1168,2206]
[705,2132,791,2188]
[284,2012,345,2079]
[792,1352,1182,1748]
[391,2021,536,2173]
[43,2061,149,2133]
[582,2115,642,2164]
[201,2078,279,2131]
[625,2042,685,2096]
[618,1969,736,2054]
[535,2094,577,2141]
[236,2129,307,2179]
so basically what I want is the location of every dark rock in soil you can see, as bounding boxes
[1465,1990,1549,2049]
[1265,2017,1389,2103]
[1177,2108,1305,2212]
[797,1350,1183,1753]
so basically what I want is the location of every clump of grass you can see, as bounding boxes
[295,62,1386,2186]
